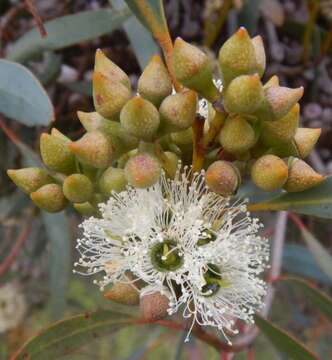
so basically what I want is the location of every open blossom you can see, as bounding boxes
[74,166,269,342]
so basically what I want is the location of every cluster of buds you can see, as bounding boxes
[7,28,324,210]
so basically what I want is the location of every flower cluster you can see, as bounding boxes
[74,167,269,342]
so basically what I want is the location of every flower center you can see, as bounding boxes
[150,239,183,272]
[197,229,217,246]
[201,263,229,297]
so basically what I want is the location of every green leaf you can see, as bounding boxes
[42,212,72,320]
[280,276,332,321]
[248,176,332,218]
[300,227,332,280]
[13,310,134,360]
[0,60,54,126]
[254,314,318,360]
[7,8,130,63]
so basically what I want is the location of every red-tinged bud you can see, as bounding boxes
[140,288,170,321]
[30,183,67,212]
[104,283,139,305]
[294,127,321,158]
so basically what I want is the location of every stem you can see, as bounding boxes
[23,0,47,37]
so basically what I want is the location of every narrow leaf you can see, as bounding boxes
[280,276,332,321]
[248,177,332,219]
[0,60,54,126]
[254,314,318,360]
[7,9,130,63]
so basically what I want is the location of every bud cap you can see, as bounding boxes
[99,167,127,195]
[63,174,93,203]
[104,283,139,306]
[294,128,321,158]
[30,183,67,213]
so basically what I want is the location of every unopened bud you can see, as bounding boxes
[251,155,288,191]
[63,174,93,203]
[173,38,220,102]
[263,75,279,89]
[120,96,160,140]
[69,131,113,169]
[94,49,130,89]
[224,74,263,114]
[294,128,321,158]
[252,35,266,77]
[262,104,300,147]
[140,289,170,321]
[99,167,127,195]
[170,128,193,146]
[73,202,98,216]
[40,133,75,174]
[51,128,71,141]
[7,167,53,194]
[93,71,131,119]
[138,54,172,107]
[284,158,325,192]
[124,153,161,188]
[205,161,240,196]
[219,115,256,154]
[30,183,67,212]
[159,90,197,131]
[218,27,258,87]
[104,283,139,305]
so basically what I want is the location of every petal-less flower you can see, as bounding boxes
[74,166,269,343]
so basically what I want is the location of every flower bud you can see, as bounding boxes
[120,96,160,140]
[40,133,75,174]
[205,161,240,196]
[170,128,193,146]
[219,115,256,154]
[51,128,71,141]
[218,27,258,87]
[138,54,172,107]
[69,131,113,169]
[104,283,139,306]
[63,174,93,203]
[284,158,325,192]
[257,86,304,121]
[173,38,220,102]
[261,104,300,147]
[251,155,288,191]
[263,75,279,89]
[223,74,264,114]
[30,183,67,212]
[294,128,321,158]
[140,289,170,321]
[98,167,127,195]
[7,168,53,194]
[93,71,131,119]
[94,49,130,89]
[124,153,161,188]
[159,90,197,131]
[73,202,98,216]
[252,35,266,77]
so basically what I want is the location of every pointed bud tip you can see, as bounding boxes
[236,27,249,38]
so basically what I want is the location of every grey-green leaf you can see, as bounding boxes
[0,60,54,126]
[254,314,318,360]
[7,8,130,63]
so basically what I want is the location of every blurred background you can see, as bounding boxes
[0,0,332,358]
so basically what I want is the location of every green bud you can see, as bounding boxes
[219,115,256,154]
[104,283,139,305]
[30,183,67,213]
[7,167,53,194]
[63,174,93,203]
[69,131,113,169]
[205,160,240,196]
[256,86,304,121]
[173,37,220,102]
[94,49,130,89]
[93,71,131,119]
[261,104,300,147]
[140,290,169,321]
[263,75,279,89]
[120,96,160,140]
[40,133,75,174]
[223,74,264,114]
[294,127,321,158]
[251,155,288,191]
[170,129,193,147]
[98,167,127,195]
[138,54,172,107]
[159,90,197,131]
[73,202,98,216]
[218,27,258,87]
[284,158,325,192]
[124,153,161,188]
[251,35,266,77]
[162,151,179,178]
